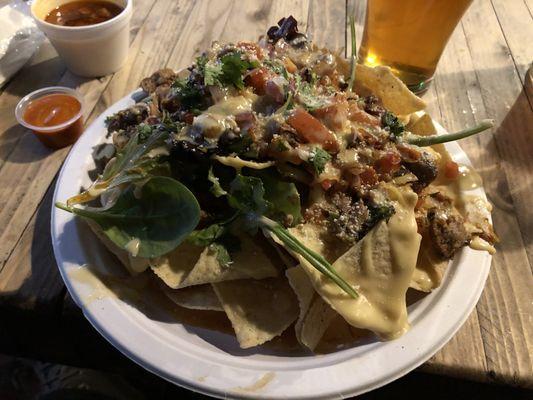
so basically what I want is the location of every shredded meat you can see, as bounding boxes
[402,151,438,192]
[363,95,386,118]
[428,210,470,259]
[416,191,471,259]
[140,68,177,94]
[106,103,150,133]
[305,192,370,244]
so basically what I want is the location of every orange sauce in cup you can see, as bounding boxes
[23,93,83,149]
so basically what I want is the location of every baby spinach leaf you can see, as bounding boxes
[68,126,171,206]
[57,177,200,258]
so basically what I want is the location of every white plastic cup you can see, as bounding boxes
[31,0,132,77]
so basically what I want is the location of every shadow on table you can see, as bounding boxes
[1,352,531,400]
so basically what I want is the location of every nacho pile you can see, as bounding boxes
[59,16,496,350]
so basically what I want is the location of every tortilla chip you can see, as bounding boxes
[408,113,436,136]
[212,277,299,348]
[355,64,426,115]
[162,284,223,311]
[334,55,425,116]
[290,185,421,339]
[86,220,150,275]
[150,235,279,289]
[286,267,337,351]
[315,315,371,353]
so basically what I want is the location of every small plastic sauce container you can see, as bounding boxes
[15,87,85,149]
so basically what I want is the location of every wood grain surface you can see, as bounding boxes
[0,0,531,390]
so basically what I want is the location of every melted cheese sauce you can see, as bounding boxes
[125,238,141,257]
[469,236,496,254]
[289,185,421,339]
[68,265,118,306]
[193,95,255,139]
[213,155,275,171]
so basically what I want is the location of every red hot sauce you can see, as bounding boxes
[23,93,83,149]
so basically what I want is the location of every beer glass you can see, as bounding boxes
[358,0,473,94]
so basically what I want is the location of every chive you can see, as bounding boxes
[406,119,494,147]
[348,15,357,92]
[260,216,359,299]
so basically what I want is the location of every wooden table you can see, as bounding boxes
[0,0,531,390]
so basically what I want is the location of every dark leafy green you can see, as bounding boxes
[56,177,200,258]
[247,169,301,226]
[187,220,241,267]
[202,51,259,89]
[223,172,357,298]
[171,78,206,109]
[381,111,405,137]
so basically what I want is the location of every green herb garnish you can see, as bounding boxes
[308,147,332,175]
[56,177,200,258]
[223,172,357,299]
[406,119,494,147]
[382,111,405,137]
[348,15,357,91]
[203,51,259,89]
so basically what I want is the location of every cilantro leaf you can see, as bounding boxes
[208,242,232,267]
[171,78,206,109]
[381,111,404,137]
[308,147,331,175]
[188,223,241,268]
[219,52,258,89]
[187,223,225,246]
[204,62,223,86]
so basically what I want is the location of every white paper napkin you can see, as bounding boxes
[0,0,43,87]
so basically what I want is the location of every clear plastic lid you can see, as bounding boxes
[15,86,85,132]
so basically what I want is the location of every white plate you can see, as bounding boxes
[51,90,492,399]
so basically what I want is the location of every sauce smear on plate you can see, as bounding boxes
[45,1,123,26]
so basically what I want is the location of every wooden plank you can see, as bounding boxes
[88,0,196,120]
[307,0,346,50]
[523,0,533,23]
[422,1,533,386]
[490,0,533,105]
[461,1,533,270]
[417,27,488,380]
[0,179,64,312]
[0,0,193,276]
[0,42,65,171]
[164,0,309,73]
[0,0,156,172]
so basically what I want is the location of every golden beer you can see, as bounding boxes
[358,0,473,93]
